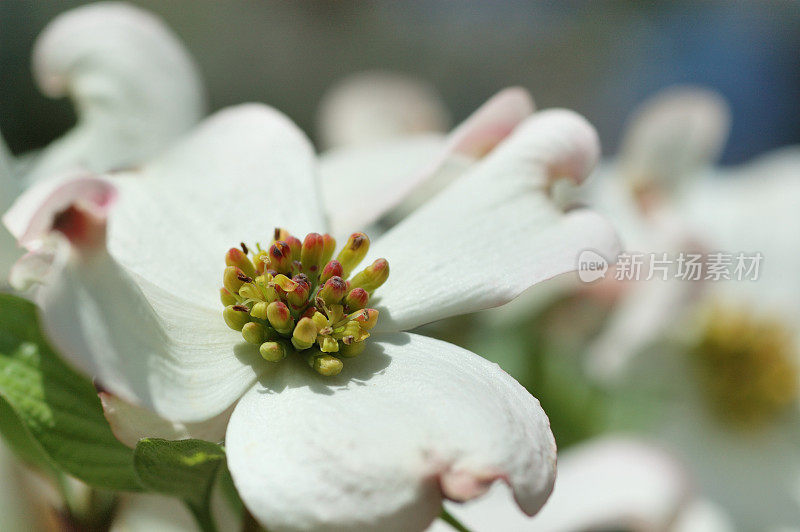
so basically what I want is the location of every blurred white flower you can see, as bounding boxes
[553,87,800,529]
[578,86,731,379]
[316,70,451,151]
[4,97,618,530]
[429,437,733,532]
[1,2,204,283]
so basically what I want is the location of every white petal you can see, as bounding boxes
[7,106,324,421]
[108,104,325,309]
[226,332,556,532]
[672,499,734,532]
[320,135,454,237]
[100,392,232,449]
[317,70,450,150]
[369,109,620,333]
[619,86,730,192]
[21,2,204,184]
[111,495,197,532]
[436,437,689,531]
[30,245,262,422]
[321,87,533,237]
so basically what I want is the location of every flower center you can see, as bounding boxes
[220,228,388,376]
[691,305,799,430]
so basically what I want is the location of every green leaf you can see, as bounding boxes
[0,294,140,490]
[0,392,54,472]
[133,438,227,531]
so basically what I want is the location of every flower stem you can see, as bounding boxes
[439,507,473,532]
[187,501,219,532]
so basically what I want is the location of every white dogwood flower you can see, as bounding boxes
[0,2,204,282]
[5,98,618,531]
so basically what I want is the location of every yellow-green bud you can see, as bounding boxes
[220,288,237,307]
[300,233,325,276]
[226,247,256,278]
[268,241,293,274]
[336,232,369,278]
[321,234,336,265]
[223,266,249,294]
[349,258,389,293]
[291,317,318,350]
[266,301,294,334]
[309,353,343,376]
[286,277,311,310]
[223,305,251,331]
[284,234,302,259]
[318,276,347,306]
[339,341,366,358]
[250,301,268,320]
[260,341,287,362]
[242,322,267,344]
[320,260,343,284]
[343,287,368,311]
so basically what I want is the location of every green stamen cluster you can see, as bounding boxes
[220,228,388,376]
[693,305,799,429]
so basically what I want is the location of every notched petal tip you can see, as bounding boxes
[438,469,508,503]
[226,333,557,532]
[4,174,117,250]
[494,108,601,187]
